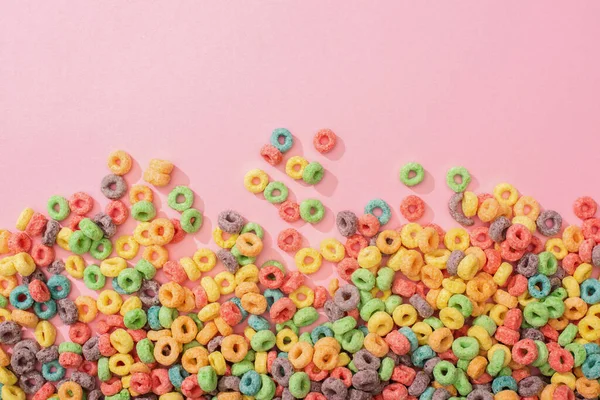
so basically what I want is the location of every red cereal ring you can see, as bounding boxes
[562,253,582,275]
[305,393,326,400]
[399,195,425,222]
[500,240,525,262]
[357,214,380,237]
[344,234,369,258]
[69,322,92,344]
[469,227,493,249]
[32,383,56,400]
[29,279,51,302]
[482,249,502,274]
[385,330,411,356]
[574,196,597,220]
[269,297,297,324]
[425,223,445,239]
[511,339,538,365]
[502,309,523,330]
[127,329,147,342]
[313,129,337,153]
[438,349,458,363]
[130,373,152,395]
[579,238,595,263]
[193,286,208,309]
[163,261,187,284]
[548,347,575,373]
[105,200,129,225]
[8,232,32,253]
[79,360,98,376]
[495,326,520,346]
[69,215,85,231]
[219,301,243,326]
[540,325,559,342]
[554,385,575,400]
[382,383,408,400]
[31,243,55,267]
[471,372,492,385]
[280,271,305,295]
[181,375,204,399]
[507,274,528,297]
[582,218,600,242]
[267,350,278,374]
[392,278,416,298]
[69,192,94,216]
[336,257,359,282]
[346,308,359,320]
[330,367,352,387]
[151,369,173,395]
[278,200,301,223]
[391,364,416,385]
[106,314,125,328]
[277,228,302,252]
[97,320,110,335]
[313,286,328,309]
[260,144,283,166]
[512,368,530,382]
[25,213,48,237]
[505,224,532,251]
[275,385,284,397]
[98,333,117,357]
[58,352,83,368]
[101,377,123,396]
[526,235,544,254]
[170,219,185,244]
[258,265,285,289]
[304,362,328,381]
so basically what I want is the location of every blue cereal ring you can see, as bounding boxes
[399,327,418,352]
[9,285,34,310]
[492,376,518,393]
[582,353,600,379]
[111,277,128,295]
[47,275,71,300]
[240,370,262,396]
[581,279,600,304]
[411,345,436,368]
[527,274,551,299]
[248,315,271,331]
[311,325,334,343]
[364,198,392,225]
[34,299,58,320]
[42,360,66,381]
[168,364,189,388]
[270,128,293,153]
[230,297,248,321]
[147,306,162,330]
[585,343,600,356]
[264,289,284,310]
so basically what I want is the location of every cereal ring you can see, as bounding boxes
[446,166,471,193]
[536,210,562,237]
[181,208,203,233]
[285,156,308,180]
[300,199,325,224]
[448,193,474,226]
[278,200,301,222]
[260,144,283,166]
[364,198,391,225]
[101,174,127,200]
[270,128,293,152]
[105,200,128,225]
[400,195,425,222]
[107,150,132,175]
[336,210,358,237]
[244,169,269,193]
[277,228,302,252]
[574,196,597,220]
[312,128,336,153]
[399,162,425,187]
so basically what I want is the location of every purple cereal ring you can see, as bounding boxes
[217,210,245,234]
[432,388,452,400]
[448,193,474,226]
[217,376,240,392]
[93,212,117,238]
[397,354,413,367]
[409,294,434,318]
[348,389,372,400]
[271,358,294,387]
[83,337,101,361]
[593,245,600,268]
[47,259,65,275]
[324,299,345,322]
[21,268,47,285]
[408,371,430,396]
[489,216,511,243]
[217,249,239,273]
[207,336,224,353]
[322,377,348,400]
[71,371,97,391]
[517,375,544,397]
[15,339,40,354]
[336,211,358,237]
[0,321,22,344]
[140,279,161,307]
[88,390,104,400]
[310,381,322,393]
[101,174,127,200]
[351,369,380,392]
[57,298,79,325]
[536,210,562,237]
[521,328,544,342]
[386,351,401,365]
[11,348,37,374]
[446,250,465,276]
[333,284,360,312]
[423,357,441,376]
[42,220,61,247]
[19,370,45,394]
[466,389,494,400]
[352,349,381,371]
[37,345,59,363]
[516,253,538,278]
[282,388,294,400]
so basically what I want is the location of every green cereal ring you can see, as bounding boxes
[69,230,92,255]
[241,222,264,239]
[131,200,156,222]
[250,330,276,352]
[347,361,357,373]
[448,294,473,318]
[531,340,548,367]
[276,320,299,335]
[538,251,558,275]
[385,295,403,314]
[117,268,143,294]
[231,245,256,266]
[375,267,394,291]
[558,323,578,347]
[538,363,555,376]
[244,349,256,362]
[298,332,313,345]
[341,329,364,353]
[454,368,472,396]
[473,315,497,336]
[59,342,82,354]
[433,360,457,386]
[255,374,276,400]
[159,307,178,329]
[188,314,204,331]
[549,287,567,300]
[98,357,111,381]
[183,340,201,353]
[136,338,155,364]
[566,342,586,367]
[399,162,425,187]
[457,359,469,371]
[90,238,113,260]
[181,208,203,233]
[168,186,194,212]
[446,166,471,193]
[351,269,376,291]
[358,290,373,308]
[134,259,156,280]
[452,337,479,360]
[423,317,443,330]
[359,300,385,322]
[83,265,106,290]
[292,307,319,327]
[232,360,254,376]
[486,349,505,376]
[301,162,325,185]
[288,372,311,399]
[332,316,357,336]
[379,357,394,381]
[523,302,549,327]
[47,195,70,221]
[0,294,7,308]
[299,199,325,223]
[543,296,565,319]
[79,218,104,241]
[124,309,147,330]
[197,366,218,392]
[264,181,288,204]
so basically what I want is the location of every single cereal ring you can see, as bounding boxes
[101,174,127,200]
[446,166,471,193]
[107,150,132,175]
[336,210,357,237]
[313,129,336,153]
[260,144,283,166]
[400,195,425,222]
[264,182,288,204]
[105,200,129,225]
[399,162,425,187]
[181,208,203,233]
[300,199,325,224]
[494,182,519,207]
[278,200,301,222]
[364,198,391,225]
[244,169,269,193]
[235,233,263,257]
[574,196,597,220]
[149,218,175,246]
[270,128,293,153]
[168,186,194,212]
[47,195,70,221]
[285,156,308,180]
[302,162,325,185]
[129,185,154,205]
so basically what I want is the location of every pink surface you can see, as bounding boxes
[1,3,600,340]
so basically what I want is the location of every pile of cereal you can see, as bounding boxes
[0,140,599,400]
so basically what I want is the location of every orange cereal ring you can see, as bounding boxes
[143,169,171,187]
[171,316,198,344]
[235,233,263,257]
[221,335,249,363]
[143,245,169,268]
[288,341,314,369]
[376,230,402,255]
[241,292,267,315]
[59,381,83,400]
[181,346,209,374]
[153,336,180,366]
[129,184,154,205]
[313,346,339,371]
[158,282,186,308]
[0,275,18,297]
[149,159,174,174]
[235,282,260,298]
[149,218,175,246]
[196,321,219,345]
[107,150,132,175]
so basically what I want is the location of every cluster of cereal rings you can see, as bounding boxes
[2,147,600,400]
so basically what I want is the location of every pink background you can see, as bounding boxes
[1,3,600,338]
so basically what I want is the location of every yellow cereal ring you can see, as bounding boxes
[214,272,236,295]
[461,191,478,217]
[133,222,154,246]
[400,223,422,249]
[319,238,345,262]
[0,230,11,254]
[493,183,519,207]
[212,228,238,249]
[97,290,123,315]
[100,257,128,277]
[15,208,34,231]
[180,257,202,281]
[545,238,568,260]
[244,169,269,193]
[35,320,57,347]
[357,246,382,269]
[115,235,140,260]
[235,264,259,285]
[444,228,470,251]
[107,150,133,175]
[143,245,169,268]
[75,295,98,323]
[129,184,153,204]
[289,286,314,308]
[65,255,86,279]
[285,156,309,180]
[513,195,540,221]
[56,227,73,251]
[201,276,221,302]
[12,252,36,276]
[294,248,322,274]
[193,248,217,272]
[417,227,439,254]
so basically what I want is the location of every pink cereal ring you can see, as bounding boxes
[181,375,204,399]
[562,253,581,276]
[469,226,493,249]
[548,347,575,373]
[582,218,600,242]
[69,215,85,231]
[357,214,380,237]
[127,329,147,342]
[130,373,153,395]
[25,213,48,237]
[79,360,98,376]
[330,367,352,387]
[392,278,416,298]
[313,129,337,153]
[399,195,425,222]
[278,200,301,223]
[101,378,122,396]
[505,224,532,251]
[527,235,544,254]
[336,258,359,282]
[391,364,416,386]
[105,200,128,225]
[193,286,208,309]
[260,144,283,166]
[313,286,328,309]
[29,279,51,302]
[304,362,328,381]
[574,196,597,220]
[98,333,117,357]
[163,261,187,284]
[344,234,369,259]
[495,326,520,346]
[32,382,56,400]
[579,238,595,263]
[69,192,94,216]
[507,274,527,297]
[280,271,304,295]
[58,352,83,368]
[8,232,32,253]
[151,368,173,395]
[553,385,575,400]
[259,265,285,289]
[267,350,278,373]
[69,322,92,344]
[269,297,297,324]
[31,243,55,267]
[382,383,408,400]
[482,249,502,274]
[220,301,243,326]
[385,330,411,356]
[170,219,186,244]
[277,228,302,252]
[511,339,538,365]
[500,240,525,262]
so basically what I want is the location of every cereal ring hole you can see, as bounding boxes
[452,174,464,185]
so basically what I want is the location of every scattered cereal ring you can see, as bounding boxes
[446,166,471,193]
[313,129,336,153]
[399,162,425,187]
